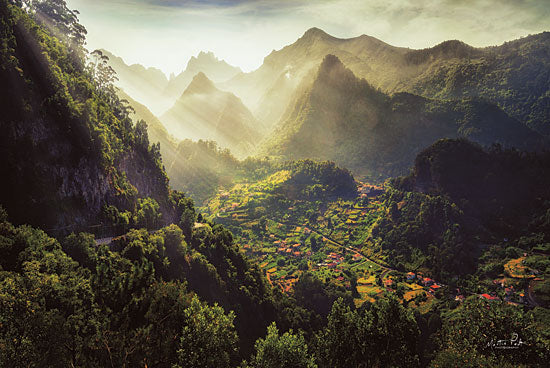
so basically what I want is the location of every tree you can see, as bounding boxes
[246,323,317,368]
[134,197,161,229]
[315,298,367,368]
[61,232,98,270]
[174,295,238,368]
[22,0,87,55]
[315,296,419,368]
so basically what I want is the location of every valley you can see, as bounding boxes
[1,0,549,367]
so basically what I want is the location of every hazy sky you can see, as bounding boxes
[66,0,550,75]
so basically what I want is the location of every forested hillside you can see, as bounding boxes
[373,139,550,279]
[0,0,175,231]
[263,54,545,179]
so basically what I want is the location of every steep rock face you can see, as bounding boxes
[161,72,262,158]
[0,3,175,231]
[263,55,545,178]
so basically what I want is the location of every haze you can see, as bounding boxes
[66,0,550,75]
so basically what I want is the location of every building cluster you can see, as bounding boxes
[406,272,443,294]
[316,252,345,269]
[275,240,310,258]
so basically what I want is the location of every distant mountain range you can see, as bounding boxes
[103,50,242,115]
[261,55,546,178]
[104,27,549,178]
[101,49,170,115]
[223,27,550,135]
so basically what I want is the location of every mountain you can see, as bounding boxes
[101,49,170,115]
[161,72,262,158]
[223,28,550,134]
[220,27,411,129]
[163,51,242,104]
[0,3,175,231]
[262,55,545,179]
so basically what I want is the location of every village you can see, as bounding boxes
[202,173,545,311]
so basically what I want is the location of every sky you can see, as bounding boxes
[66,0,550,75]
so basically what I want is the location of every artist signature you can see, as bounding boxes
[486,333,526,350]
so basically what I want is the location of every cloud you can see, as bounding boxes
[299,0,550,48]
[66,0,550,74]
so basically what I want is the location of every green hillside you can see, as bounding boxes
[373,139,550,279]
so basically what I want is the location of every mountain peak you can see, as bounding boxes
[183,72,217,95]
[186,51,219,71]
[300,27,334,42]
[196,51,217,61]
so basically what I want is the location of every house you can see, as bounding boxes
[430,284,442,291]
[293,251,301,257]
[455,295,465,302]
[423,278,435,286]
[352,254,363,261]
[384,279,394,287]
[328,262,337,269]
[406,272,416,280]
[480,293,499,301]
